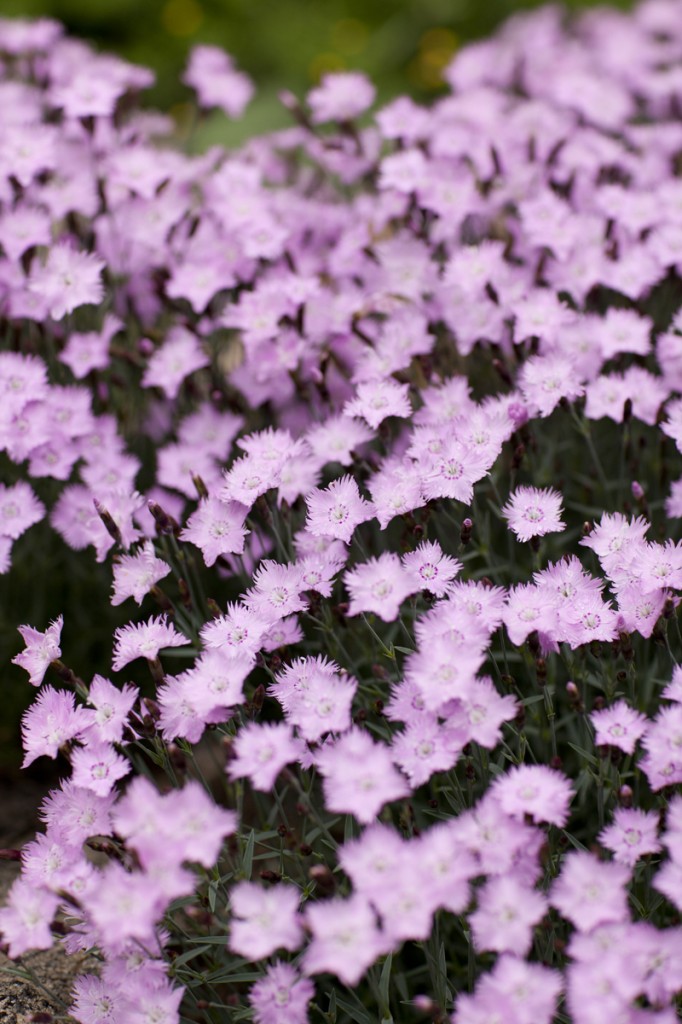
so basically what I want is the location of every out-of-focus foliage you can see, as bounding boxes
[3,0,635,145]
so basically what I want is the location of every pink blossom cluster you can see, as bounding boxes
[3,3,682,1023]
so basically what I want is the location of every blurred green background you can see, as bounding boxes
[3,0,635,147]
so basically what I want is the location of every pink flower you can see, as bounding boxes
[244,560,307,623]
[343,378,412,430]
[83,862,171,953]
[551,851,631,931]
[39,779,114,849]
[640,705,682,791]
[419,437,492,504]
[591,700,648,754]
[111,541,171,606]
[229,882,303,960]
[470,875,548,955]
[445,676,518,748]
[29,243,105,320]
[22,685,89,768]
[141,327,210,400]
[227,721,302,791]
[0,481,44,540]
[491,764,573,827]
[392,715,463,786]
[249,962,314,1024]
[315,728,409,823]
[306,415,373,468]
[502,486,565,543]
[303,894,384,984]
[503,583,558,647]
[307,71,376,123]
[200,602,269,660]
[599,807,662,866]
[519,354,584,417]
[70,740,131,796]
[344,552,415,621]
[180,497,249,566]
[0,878,60,958]
[458,956,562,1024]
[183,44,254,118]
[12,615,63,687]
[305,475,371,543]
[70,974,121,1024]
[401,540,462,597]
[112,614,189,672]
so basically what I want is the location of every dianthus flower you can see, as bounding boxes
[22,685,90,767]
[70,740,132,797]
[640,705,682,791]
[519,353,585,416]
[307,70,376,123]
[249,961,314,1024]
[0,878,60,958]
[229,882,303,960]
[199,602,269,660]
[344,552,415,621]
[305,475,371,543]
[0,481,45,540]
[141,327,210,400]
[183,43,254,118]
[470,875,548,955]
[402,540,462,597]
[491,764,573,827]
[227,721,302,791]
[502,485,565,543]
[12,614,63,687]
[343,378,412,430]
[551,851,631,931]
[112,615,189,672]
[303,894,384,985]
[599,807,662,867]
[29,243,105,320]
[111,541,170,606]
[315,728,409,823]
[591,699,648,754]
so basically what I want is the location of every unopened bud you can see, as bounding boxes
[148,500,180,536]
[309,863,336,896]
[206,597,222,618]
[178,578,192,609]
[142,696,161,721]
[618,784,633,808]
[460,517,473,545]
[192,474,208,500]
[631,480,644,501]
[93,498,122,546]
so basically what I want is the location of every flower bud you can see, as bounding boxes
[618,784,633,808]
[460,517,473,545]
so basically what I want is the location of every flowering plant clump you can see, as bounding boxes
[3,3,682,1023]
